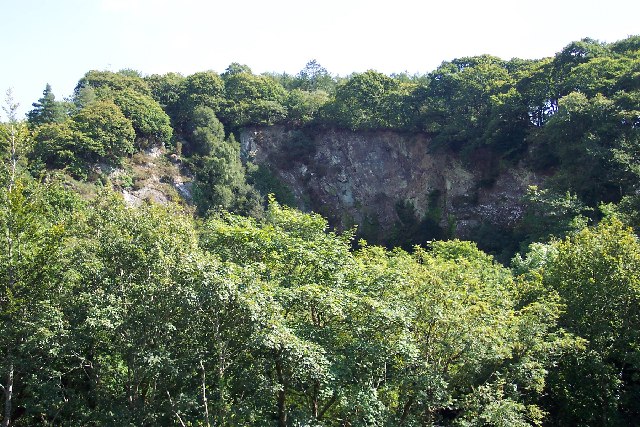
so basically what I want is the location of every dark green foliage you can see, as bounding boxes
[296,59,335,93]
[518,186,591,246]
[423,56,514,150]
[539,91,639,206]
[552,38,608,95]
[26,84,66,128]
[110,88,173,147]
[192,133,262,216]
[324,70,412,131]
[180,71,225,114]
[219,68,288,129]
[144,72,187,130]
[32,100,136,176]
[388,199,445,249]
[246,162,297,207]
[184,105,225,156]
[285,88,330,126]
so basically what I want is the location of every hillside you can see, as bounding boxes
[0,35,639,425]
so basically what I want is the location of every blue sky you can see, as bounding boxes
[1,0,638,119]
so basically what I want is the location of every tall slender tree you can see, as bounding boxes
[26,84,66,128]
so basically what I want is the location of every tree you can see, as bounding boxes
[26,84,66,128]
[181,72,225,114]
[111,88,173,148]
[220,70,287,128]
[296,60,334,93]
[74,70,151,99]
[422,56,513,148]
[540,219,640,425]
[222,63,252,77]
[552,38,608,96]
[144,72,186,125]
[185,105,225,156]
[71,100,136,164]
[33,100,136,176]
[518,186,591,246]
[326,70,410,130]
[514,58,557,127]
[0,94,70,426]
[284,89,330,125]
[32,120,88,175]
[562,56,634,98]
[539,90,640,207]
[192,133,262,216]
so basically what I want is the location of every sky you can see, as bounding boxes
[1,0,638,119]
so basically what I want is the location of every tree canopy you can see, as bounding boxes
[3,35,640,425]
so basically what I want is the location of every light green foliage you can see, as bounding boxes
[74,69,152,99]
[539,219,640,424]
[0,181,69,425]
[71,99,136,163]
[0,178,611,426]
[198,208,565,426]
[0,105,73,424]
[353,240,567,426]
[285,88,330,125]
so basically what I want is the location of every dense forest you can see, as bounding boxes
[0,35,639,425]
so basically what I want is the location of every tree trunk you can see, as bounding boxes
[398,395,414,425]
[312,381,319,418]
[1,362,14,427]
[275,358,287,427]
[200,359,211,427]
[318,392,337,421]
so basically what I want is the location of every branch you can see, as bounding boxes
[166,391,186,427]
[318,392,337,420]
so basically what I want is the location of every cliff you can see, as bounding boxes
[241,126,542,245]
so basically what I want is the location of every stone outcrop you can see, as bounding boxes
[241,126,542,240]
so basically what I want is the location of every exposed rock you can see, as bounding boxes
[241,126,542,241]
[122,187,169,206]
[118,146,193,207]
[144,145,163,158]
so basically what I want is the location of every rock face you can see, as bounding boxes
[116,146,193,207]
[241,126,542,241]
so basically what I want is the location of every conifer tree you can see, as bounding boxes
[26,84,65,128]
